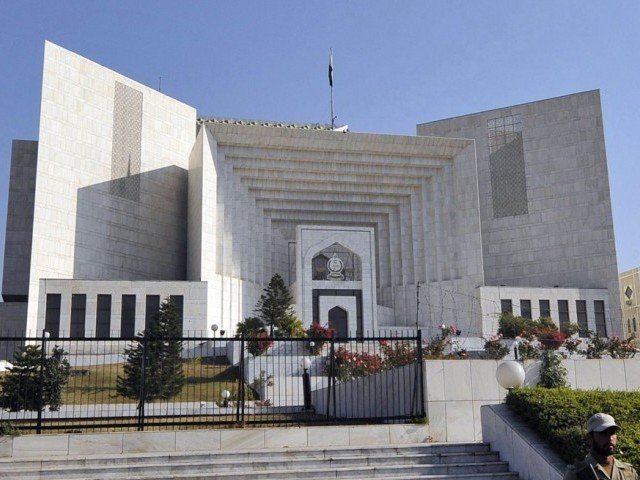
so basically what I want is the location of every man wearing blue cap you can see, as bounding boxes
[564,413,638,479]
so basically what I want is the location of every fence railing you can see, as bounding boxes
[0,332,425,433]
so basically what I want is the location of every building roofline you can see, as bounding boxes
[198,117,339,131]
[417,89,601,126]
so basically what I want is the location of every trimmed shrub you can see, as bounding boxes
[506,388,640,470]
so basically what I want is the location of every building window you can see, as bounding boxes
[594,300,607,337]
[121,295,136,338]
[629,319,632,334]
[45,294,61,339]
[146,295,160,330]
[70,294,86,338]
[170,295,184,333]
[96,294,112,338]
[633,318,637,332]
[520,300,532,319]
[501,299,513,314]
[576,300,588,336]
[558,300,570,332]
[539,299,551,319]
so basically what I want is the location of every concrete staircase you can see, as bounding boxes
[0,442,518,479]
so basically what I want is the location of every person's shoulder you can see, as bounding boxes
[563,459,590,480]
[614,457,638,476]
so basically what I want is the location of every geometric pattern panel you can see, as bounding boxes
[110,81,142,201]
[489,131,529,218]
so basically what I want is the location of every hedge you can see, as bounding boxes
[506,388,640,470]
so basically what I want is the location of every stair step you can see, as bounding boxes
[93,472,519,480]
[0,461,513,479]
[0,451,500,471]
[0,442,518,480]
[0,443,492,468]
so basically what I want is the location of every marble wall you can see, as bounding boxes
[25,42,196,334]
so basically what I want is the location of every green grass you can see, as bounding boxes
[62,358,243,405]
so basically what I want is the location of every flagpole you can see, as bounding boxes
[329,48,335,129]
[331,82,335,129]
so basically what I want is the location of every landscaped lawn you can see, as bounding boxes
[63,358,243,405]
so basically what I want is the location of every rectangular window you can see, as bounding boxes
[501,299,513,314]
[145,295,160,330]
[70,294,86,338]
[539,299,551,318]
[594,300,607,336]
[558,300,570,332]
[576,300,588,336]
[633,318,637,332]
[169,295,184,333]
[45,294,61,339]
[121,295,136,338]
[520,300,532,319]
[96,294,112,338]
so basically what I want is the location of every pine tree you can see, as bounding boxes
[44,347,72,410]
[0,345,71,412]
[255,274,303,336]
[116,298,185,401]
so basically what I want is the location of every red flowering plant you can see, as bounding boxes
[536,327,567,350]
[421,324,461,359]
[516,336,542,360]
[379,339,417,368]
[562,336,583,356]
[445,348,469,359]
[605,336,637,359]
[247,331,273,357]
[440,324,462,337]
[305,323,334,356]
[330,347,384,381]
[484,333,510,360]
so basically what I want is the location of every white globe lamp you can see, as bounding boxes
[496,361,525,390]
[300,357,311,370]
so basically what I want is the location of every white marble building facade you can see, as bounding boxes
[0,42,622,339]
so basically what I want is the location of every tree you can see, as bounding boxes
[116,298,185,401]
[255,274,303,337]
[0,345,71,412]
[235,316,266,338]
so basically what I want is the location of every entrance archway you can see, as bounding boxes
[328,306,348,337]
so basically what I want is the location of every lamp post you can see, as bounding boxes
[416,282,421,330]
[211,324,219,339]
[300,357,312,411]
[221,389,231,408]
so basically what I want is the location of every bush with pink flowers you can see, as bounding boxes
[330,347,384,381]
[379,339,417,368]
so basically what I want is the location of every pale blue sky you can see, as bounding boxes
[1,1,639,292]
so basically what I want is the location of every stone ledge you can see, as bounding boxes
[481,403,566,480]
[0,423,430,459]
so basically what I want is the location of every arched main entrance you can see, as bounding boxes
[328,306,348,337]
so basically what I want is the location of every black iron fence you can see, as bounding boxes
[0,332,425,433]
